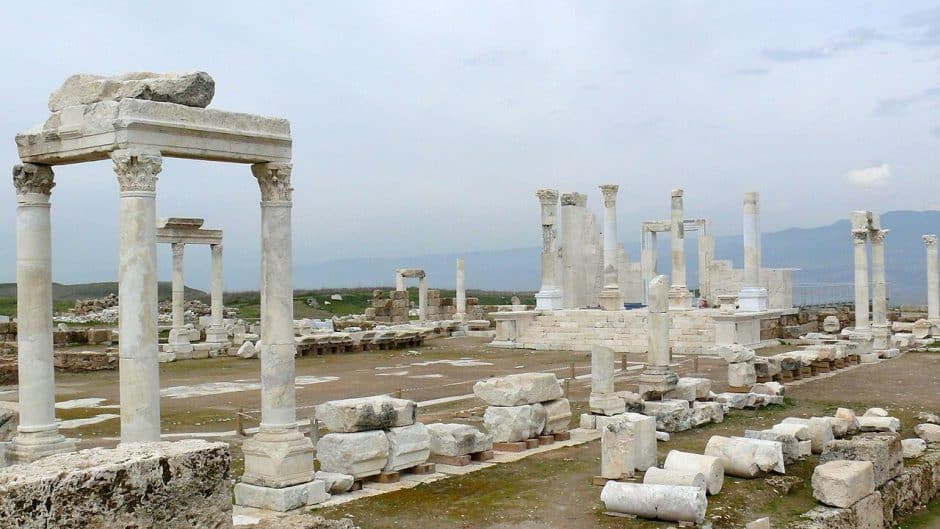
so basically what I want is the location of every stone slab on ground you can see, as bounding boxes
[811,460,875,508]
[234,480,330,512]
[384,423,430,472]
[317,431,389,479]
[819,433,903,487]
[426,423,492,457]
[483,405,543,442]
[473,372,563,406]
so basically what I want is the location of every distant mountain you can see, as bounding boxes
[0,282,208,302]
[295,210,940,305]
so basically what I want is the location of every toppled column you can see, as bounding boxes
[663,450,724,494]
[668,189,692,310]
[638,275,678,398]
[925,235,939,325]
[737,192,768,312]
[590,345,625,415]
[535,189,563,310]
[643,467,706,490]
[455,258,467,320]
[871,228,890,349]
[600,482,707,524]
[600,421,635,480]
[704,435,785,477]
[598,185,623,311]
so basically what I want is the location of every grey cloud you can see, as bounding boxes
[762,27,888,62]
[902,7,940,46]
[732,66,771,76]
[875,85,940,116]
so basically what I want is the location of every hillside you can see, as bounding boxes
[0,282,209,302]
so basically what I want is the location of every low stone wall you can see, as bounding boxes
[0,440,233,529]
[54,350,118,372]
[0,322,113,347]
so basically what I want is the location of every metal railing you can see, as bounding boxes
[793,282,890,308]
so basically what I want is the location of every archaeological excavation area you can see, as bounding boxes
[4,71,940,529]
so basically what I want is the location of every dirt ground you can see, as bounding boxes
[3,338,940,528]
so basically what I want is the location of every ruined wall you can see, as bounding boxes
[708,261,794,309]
[366,290,483,323]
[0,440,233,529]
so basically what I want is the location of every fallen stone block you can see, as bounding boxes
[538,398,572,434]
[473,373,563,406]
[902,438,927,458]
[857,416,900,433]
[750,382,785,396]
[316,396,417,433]
[916,411,940,425]
[314,471,355,493]
[384,423,430,472]
[782,417,833,454]
[772,422,811,441]
[728,361,757,387]
[48,71,215,112]
[317,431,389,479]
[643,399,692,433]
[714,392,748,411]
[812,460,875,508]
[589,393,625,416]
[691,401,724,427]
[426,423,492,457]
[579,413,596,430]
[663,450,724,495]
[864,407,888,417]
[666,377,711,402]
[798,440,813,458]
[915,423,940,443]
[483,405,542,442]
[714,344,755,363]
[819,433,903,487]
[234,480,329,512]
[600,482,707,524]
[745,429,801,464]
[600,421,635,480]
[237,341,257,359]
[704,435,785,477]
[623,412,657,471]
[643,467,706,490]
[834,408,860,435]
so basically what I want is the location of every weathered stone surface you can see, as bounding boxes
[902,438,927,458]
[819,433,903,487]
[857,416,901,433]
[538,398,572,434]
[237,341,257,359]
[49,71,215,112]
[483,405,541,442]
[643,467,706,490]
[864,407,888,417]
[691,401,724,427]
[812,460,875,508]
[384,423,430,472]
[601,421,635,479]
[835,408,860,435]
[915,423,940,443]
[315,471,355,493]
[600,482,707,523]
[782,417,833,454]
[316,396,417,433]
[746,430,801,463]
[664,450,724,494]
[317,431,389,478]
[254,514,360,529]
[579,413,596,430]
[473,373,563,406]
[623,412,658,471]
[704,435,785,477]
[0,440,231,529]
[750,382,785,396]
[666,377,711,402]
[728,361,757,387]
[714,344,755,363]
[643,399,692,433]
[773,422,811,441]
[589,393,625,416]
[0,402,16,442]
[233,480,329,511]
[917,411,940,425]
[426,423,492,456]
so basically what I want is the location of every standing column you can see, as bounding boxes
[638,275,678,398]
[455,258,467,320]
[853,229,870,332]
[535,189,562,310]
[395,270,405,292]
[738,192,768,312]
[418,275,428,321]
[925,235,939,323]
[598,185,623,310]
[668,189,691,310]
[699,232,714,306]
[239,162,314,492]
[170,242,186,331]
[112,149,162,443]
[871,229,890,349]
[206,243,228,343]
[8,163,74,463]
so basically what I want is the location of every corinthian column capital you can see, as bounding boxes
[111,149,162,193]
[852,229,869,245]
[252,162,293,202]
[925,235,938,249]
[536,188,559,205]
[870,229,888,244]
[599,184,619,208]
[12,163,55,196]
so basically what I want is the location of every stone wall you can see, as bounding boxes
[708,261,794,309]
[0,322,113,348]
[367,289,483,323]
[0,440,232,529]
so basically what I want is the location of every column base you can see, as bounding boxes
[736,287,768,313]
[205,327,229,343]
[241,428,316,488]
[535,289,563,310]
[871,324,891,350]
[7,429,75,465]
[667,286,692,311]
[598,286,624,311]
[234,479,329,511]
[637,368,678,400]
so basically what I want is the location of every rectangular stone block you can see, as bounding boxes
[316,431,389,478]
[812,460,875,508]
[483,405,541,442]
[427,423,492,456]
[234,479,329,511]
[473,373,563,406]
[643,399,692,433]
[819,433,903,487]
[384,423,430,472]
[316,396,417,433]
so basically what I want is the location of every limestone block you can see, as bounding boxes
[750,382,785,396]
[864,407,888,417]
[812,460,875,508]
[589,394,625,416]
[615,391,646,413]
[384,423,430,472]
[819,433,903,487]
[472,373,563,406]
[316,431,389,479]
[538,399,572,434]
[782,417,833,454]
[857,416,900,433]
[714,392,748,410]
[237,341,257,359]
[600,482,707,524]
[753,357,781,378]
[623,412,658,471]
[853,492,884,529]
[824,416,849,439]
[902,438,927,458]
[834,408,860,436]
[691,401,724,427]
[745,430,801,463]
[772,422,811,441]
[643,399,692,433]
[643,467,706,490]
[663,450,724,494]
[822,315,841,333]
[234,480,329,511]
[798,440,813,458]
[426,423,492,456]
[314,471,355,493]
[915,423,940,442]
[666,377,712,403]
[704,436,785,477]
[483,405,541,442]
[316,396,416,433]
[48,71,215,111]
[579,413,596,430]
[714,344,755,363]
[601,421,635,479]
[728,362,757,387]
[0,440,230,528]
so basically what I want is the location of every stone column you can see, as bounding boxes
[561,192,585,308]
[738,192,768,312]
[668,189,691,310]
[641,228,657,305]
[455,258,467,320]
[112,149,162,443]
[871,229,890,349]
[418,276,429,321]
[205,243,228,343]
[170,242,186,330]
[535,189,562,310]
[925,235,939,323]
[699,232,714,305]
[395,270,405,292]
[638,275,678,398]
[853,229,870,332]
[598,185,623,310]
[239,162,315,491]
[8,163,74,463]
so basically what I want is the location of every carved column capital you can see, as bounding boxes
[211,243,223,257]
[925,235,938,249]
[171,242,185,258]
[12,163,55,196]
[599,184,619,208]
[536,188,559,205]
[852,229,869,245]
[111,149,162,193]
[252,162,293,202]
[870,229,888,244]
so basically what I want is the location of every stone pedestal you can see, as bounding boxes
[639,275,678,398]
[535,189,562,310]
[738,287,769,313]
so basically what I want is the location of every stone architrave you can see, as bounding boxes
[535,189,562,310]
[925,235,939,327]
[598,185,623,310]
[7,164,75,463]
[668,190,692,310]
[737,192,768,312]
[48,71,215,112]
[639,275,678,398]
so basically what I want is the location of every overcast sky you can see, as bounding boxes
[3,1,940,290]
